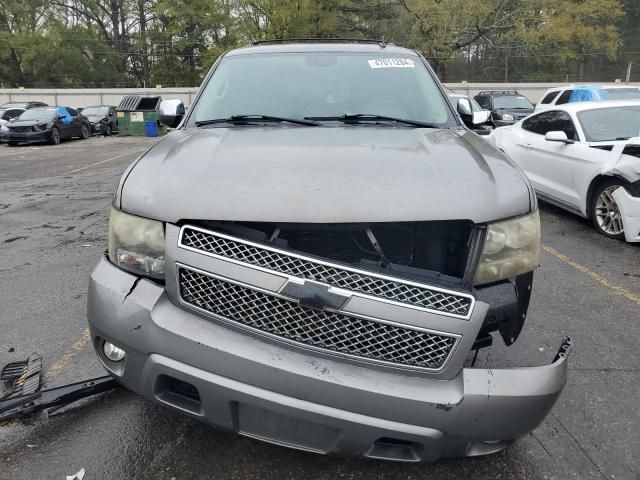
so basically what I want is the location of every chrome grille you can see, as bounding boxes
[179,267,457,370]
[180,227,473,317]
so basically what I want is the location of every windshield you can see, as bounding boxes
[493,95,533,110]
[82,106,108,116]
[602,87,640,100]
[578,105,640,142]
[18,108,56,121]
[191,52,454,127]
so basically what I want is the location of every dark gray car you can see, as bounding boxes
[87,41,571,462]
[81,105,117,136]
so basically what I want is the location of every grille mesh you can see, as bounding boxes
[181,228,472,317]
[10,126,33,133]
[179,267,456,369]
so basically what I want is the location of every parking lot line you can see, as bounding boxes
[542,244,640,306]
[45,327,91,383]
[63,149,146,175]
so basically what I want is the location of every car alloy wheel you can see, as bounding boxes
[51,128,60,145]
[594,185,624,237]
[81,124,89,139]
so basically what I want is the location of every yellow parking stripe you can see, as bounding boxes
[63,149,145,175]
[45,328,92,382]
[542,244,640,306]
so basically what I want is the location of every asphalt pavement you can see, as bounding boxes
[0,135,638,480]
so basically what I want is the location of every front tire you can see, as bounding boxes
[80,123,90,139]
[50,127,60,145]
[104,124,112,136]
[590,179,626,240]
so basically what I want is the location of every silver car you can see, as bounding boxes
[87,40,571,462]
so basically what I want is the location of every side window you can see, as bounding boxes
[522,113,551,134]
[555,89,573,105]
[546,111,578,140]
[540,91,560,104]
[522,111,578,139]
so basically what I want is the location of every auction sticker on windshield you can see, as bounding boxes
[368,58,415,69]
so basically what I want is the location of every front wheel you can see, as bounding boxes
[104,124,112,136]
[590,179,626,240]
[50,127,60,145]
[80,123,90,139]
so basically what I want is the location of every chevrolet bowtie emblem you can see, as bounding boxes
[281,279,351,311]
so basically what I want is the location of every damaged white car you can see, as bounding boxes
[491,100,640,242]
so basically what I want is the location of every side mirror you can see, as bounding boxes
[472,110,491,125]
[545,131,574,144]
[457,98,472,117]
[159,99,185,128]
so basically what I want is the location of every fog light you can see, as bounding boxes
[103,341,126,362]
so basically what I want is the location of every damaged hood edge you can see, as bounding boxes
[119,126,533,224]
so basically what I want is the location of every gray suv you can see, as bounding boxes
[88,41,571,462]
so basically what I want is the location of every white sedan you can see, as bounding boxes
[491,100,640,242]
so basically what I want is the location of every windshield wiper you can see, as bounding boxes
[305,114,439,128]
[195,114,319,127]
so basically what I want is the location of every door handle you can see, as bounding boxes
[524,143,532,149]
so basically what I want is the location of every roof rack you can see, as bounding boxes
[251,38,390,47]
[477,90,520,96]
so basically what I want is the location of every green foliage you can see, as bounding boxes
[0,0,634,86]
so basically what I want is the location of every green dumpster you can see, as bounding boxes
[116,95,168,137]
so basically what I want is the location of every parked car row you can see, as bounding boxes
[535,84,640,112]
[489,99,640,243]
[0,101,118,145]
[443,85,640,243]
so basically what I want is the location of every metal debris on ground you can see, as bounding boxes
[65,468,85,480]
[0,376,117,422]
[1,354,117,422]
[1,353,42,399]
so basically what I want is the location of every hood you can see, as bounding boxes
[120,127,533,224]
[9,119,48,128]
[85,115,105,122]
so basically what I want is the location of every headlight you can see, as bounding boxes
[500,113,514,121]
[474,211,540,285]
[107,208,165,279]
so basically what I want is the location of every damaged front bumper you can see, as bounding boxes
[88,257,571,462]
[613,186,640,242]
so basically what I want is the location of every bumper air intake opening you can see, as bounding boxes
[365,437,423,462]
[155,374,202,416]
